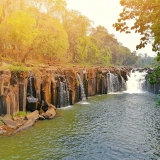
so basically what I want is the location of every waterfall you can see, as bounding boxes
[65,82,70,106]
[28,72,33,97]
[27,72,38,104]
[126,68,148,93]
[121,76,127,91]
[77,73,86,101]
[107,71,119,93]
[58,81,63,108]
[107,71,127,93]
[107,72,113,93]
[58,80,70,108]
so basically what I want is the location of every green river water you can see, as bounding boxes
[0,92,160,160]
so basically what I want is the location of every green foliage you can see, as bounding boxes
[0,0,142,66]
[63,10,91,62]
[9,64,30,72]
[113,0,160,59]
[147,66,160,84]
[0,10,38,62]
[157,99,160,107]
[32,12,69,60]
[14,111,27,117]
[0,10,37,46]
[155,92,160,107]
[0,117,4,126]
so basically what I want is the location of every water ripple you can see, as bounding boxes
[0,93,160,160]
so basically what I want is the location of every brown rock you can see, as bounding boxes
[26,110,39,121]
[2,115,17,129]
[39,115,45,120]
[44,112,52,118]
[14,118,27,127]
[47,103,56,110]
[11,119,35,135]
[46,108,56,119]
[0,130,4,135]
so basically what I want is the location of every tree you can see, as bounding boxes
[0,0,27,23]
[26,0,67,20]
[113,0,160,59]
[89,26,112,65]
[29,11,69,62]
[0,10,37,62]
[63,10,92,62]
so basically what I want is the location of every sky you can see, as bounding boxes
[66,0,157,57]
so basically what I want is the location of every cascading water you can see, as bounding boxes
[58,81,63,108]
[107,71,114,93]
[58,80,70,108]
[107,71,123,93]
[28,71,33,97]
[77,73,86,101]
[65,82,70,106]
[26,72,38,111]
[27,72,38,103]
[121,75,127,91]
[126,68,148,93]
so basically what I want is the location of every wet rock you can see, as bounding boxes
[2,115,17,129]
[11,119,35,135]
[26,110,39,121]
[46,108,56,119]
[0,130,4,135]
[40,113,48,119]
[44,112,52,119]
[39,115,45,120]
[47,103,56,110]
[42,102,49,112]
[13,117,27,127]
[0,126,7,135]
[40,106,56,119]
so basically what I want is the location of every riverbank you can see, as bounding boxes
[1,62,159,135]
[0,62,131,135]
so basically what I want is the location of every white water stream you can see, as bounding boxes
[126,69,148,93]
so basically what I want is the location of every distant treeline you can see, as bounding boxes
[0,0,154,66]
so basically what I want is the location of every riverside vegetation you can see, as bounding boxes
[0,0,156,67]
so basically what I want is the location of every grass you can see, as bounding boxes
[14,111,27,117]
[14,111,31,117]
[0,62,30,72]
[0,117,4,126]
[9,64,31,72]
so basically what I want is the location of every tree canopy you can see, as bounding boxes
[113,0,160,61]
[0,0,150,67]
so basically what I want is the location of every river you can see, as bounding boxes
[0,71,160,160]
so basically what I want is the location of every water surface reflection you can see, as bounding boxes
[0,93,160,160]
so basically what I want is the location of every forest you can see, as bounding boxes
[0,0,157,67]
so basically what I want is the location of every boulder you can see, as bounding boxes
[46,108,56,119]
[39,115,45,120]
[0,130,4,135]
[11,119,35,135]
[2,115,17,129]
[47,103,56,110]
[40,107,56,119]
[26,110,39,121]
[14,117,27,127]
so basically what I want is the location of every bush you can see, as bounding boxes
[147,66,160,84]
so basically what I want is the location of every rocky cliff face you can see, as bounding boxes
[0,66,130,116]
